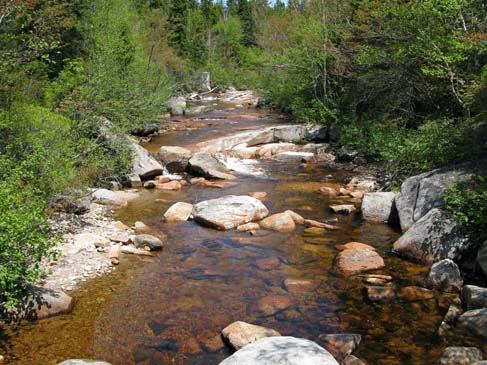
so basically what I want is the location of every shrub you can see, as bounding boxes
[0,183,56,308]
[444,175,487,244]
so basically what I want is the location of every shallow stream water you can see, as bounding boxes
[0,103,464,364]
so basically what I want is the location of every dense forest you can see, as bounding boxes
[0,0,486,306]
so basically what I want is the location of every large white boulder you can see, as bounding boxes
[218,336,339,365]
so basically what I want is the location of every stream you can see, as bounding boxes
[2,101,455,365]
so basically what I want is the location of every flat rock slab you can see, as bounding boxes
[188,152,235,180]
[163,202,193,223]
[193,195,269,230]
[336,249,385,276]
[439,347,484,365]
[222,321,281,350]
[218,336,339,365]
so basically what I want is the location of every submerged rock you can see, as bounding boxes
[58,361,112,365]
[366,286,396,303]
[193,195,269,230]
[218,336,339,365]
[222,321,281,350]
[318,334,361,363]
[253,295,293,317]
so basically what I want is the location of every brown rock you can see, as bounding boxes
[397,286,435,302]
[256,257,281,271]
[284,278,318,293]
[155,176,171,183]
[181,338,202,354]
[221,321,280,350]
[318,333,362,363]
[204,335,225,352]
[163,202,193,223]
[155,181,182,191]
[190,177,206,184]
[336,249,385,276]
[237,223,261,232]
[304,219,338,230]
[259,212,296,232]
[304,227,326,235]
[114,221,129,230]
[349,191,364,199]
[121,245,154,257]
[339,188,352,196]
[134,221,149,233]
[248,192,268,201]
[330,205,357,214]
[253,295,293,316]
[319,187,339,197]
[343,355,366,365]
[366,286,396,302]
[284,210,305,225]
[199,180,229,189]
[335,242,376,251]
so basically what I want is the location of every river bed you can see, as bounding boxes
[1,103,457,365]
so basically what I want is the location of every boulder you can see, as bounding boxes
[342,355,365,365]
[307,125,329,141]
[193,195,269,230]
[128,174,142,188]
[462,285,487,310]
[336,249,385,276]
[130,122,159,137]
[167,96,186,116]
[361,192,397,222]
[393,208,470,264]
[439,347,484,365]
[424,259,463,292]
[58,361,112,365]
[188,152,235,180]
[92,189,127,207]
[335,242,375,251]
[222,321,281,350]
[457,308,487,338]
[330,205,356,215]
[318,334,361,363]
[134,234,164,251]
[131,143,164,179]
[218,336,339,365]
[163,202,193,223]
[395,166,473,232]
[336,146,359,162]
[157,146,192,173]
[477,241,487,279]
[10,286,73,321]
[259,212,296,233]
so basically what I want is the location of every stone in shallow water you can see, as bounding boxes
[218,336,339,365]
[335,242,375,251]
[259,212,296,232]
[134,234,164,251]
[57,360,112,365]
[318,334,362,363]
[366,286,396,303]
[163,202,193,223]
[330,205,356,215]
[284,278,318,293]
[336,249,385,276]
[222,321,281,350]
[253,295,293,317]
[256,257,281,271]
[424,259,463,293]
[439,347,484,365]
[193,195,269,230]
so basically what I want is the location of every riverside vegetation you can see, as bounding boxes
[0,0,486,357]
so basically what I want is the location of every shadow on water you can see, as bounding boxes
[2,104,482,365]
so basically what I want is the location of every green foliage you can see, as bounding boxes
[0,182,56,308]
[444,175,487,244]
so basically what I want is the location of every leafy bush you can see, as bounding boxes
[0,183,56,308]
[444,175,487,244]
